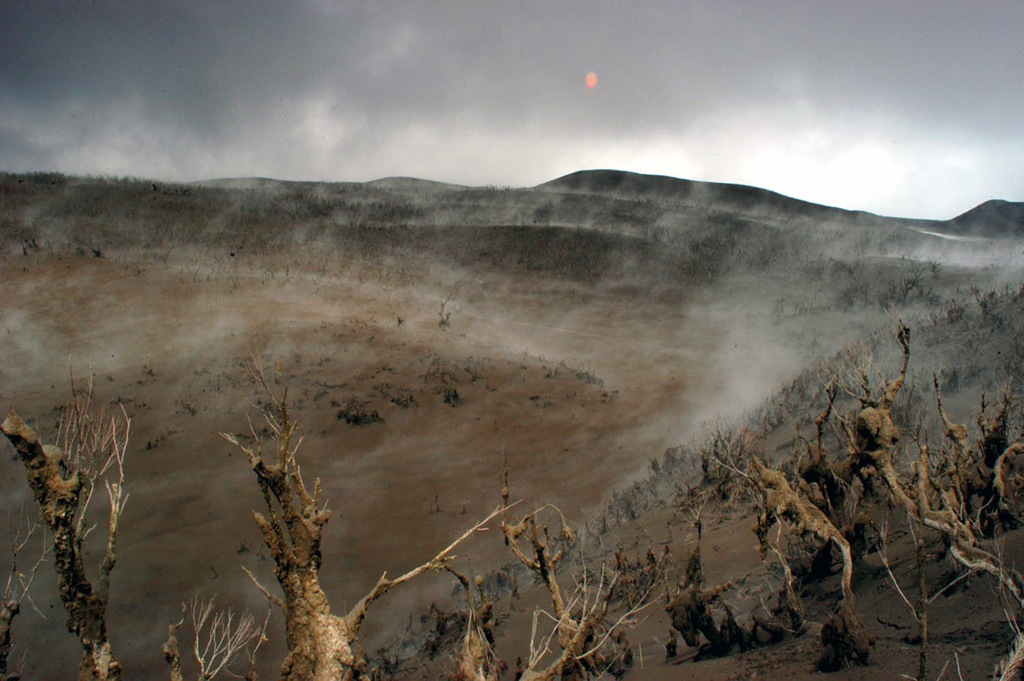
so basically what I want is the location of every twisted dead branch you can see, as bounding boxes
[222,351,502,681]
[1,378,130,681]
[497,464,650,680]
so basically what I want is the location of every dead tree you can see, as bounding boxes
[496,466,649,680]
[701,387,872,668]
[665,545,748,658]
[661,503,752,659]
[750,519,807,644]
[934,385,1023,536]
[0,382,129,681]
[445,572,505,681]
[222,355,500,681]
[437,289,457,328]
[830,322,1024,672]
[0,512,46,680]
[162,596,262,681]
[748,457,873,669]
[795,381,846,517]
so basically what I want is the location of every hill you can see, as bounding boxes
[0,169,1022,679]
[943,198,1024,237]
[537,168,849,217]
[364,176,469,193]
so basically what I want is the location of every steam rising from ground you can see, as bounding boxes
[1,173,1021,677]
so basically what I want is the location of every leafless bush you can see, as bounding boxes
[336,397,384,426]
[437,289,459,328]
[162,596,264,681]
[472,465,655,680]
[372,383,415,409]
[458,356,489,383]
[665,507,765,660]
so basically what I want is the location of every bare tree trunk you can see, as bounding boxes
[0,600,18,680]
[1,407,127,681]
[226,355,500,680]
[161,619,185,681]
[228,402,357,681]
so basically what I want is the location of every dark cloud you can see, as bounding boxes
[1,1,1022,217]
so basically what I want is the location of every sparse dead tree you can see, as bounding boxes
[435,284,463,330]
[496,466,649,680]
[222,353,501,681]
[665,509,749,659]
[820,321,1024,672]
[162,596,263,681]
[0,379,130,681]
[438,291,454,328]
[445,571,505,681]
[0,511,47,680]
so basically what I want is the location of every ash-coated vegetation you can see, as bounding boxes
[2,170,1024,680]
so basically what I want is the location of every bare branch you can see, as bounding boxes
[240,566,284,613]
[0,509,47,678]
[345,504,506,635]
[189,595,259,680]
[2,387,130,681]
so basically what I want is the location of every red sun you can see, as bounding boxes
[585,72,597,89]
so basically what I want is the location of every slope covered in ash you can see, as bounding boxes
[538,168,851,217]
[1,169,1023,679]
[943,199,1024,238]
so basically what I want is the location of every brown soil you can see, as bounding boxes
[1,239,1019,679]
[0,249,725,678]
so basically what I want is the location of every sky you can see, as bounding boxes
[1,1,1022,219]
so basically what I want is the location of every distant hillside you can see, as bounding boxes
[536,169,857,220]
[943,199,1024,237]
[194,177,294,190]
[0,170,998,287]
[364,176,468,193]
[193,177,370,195]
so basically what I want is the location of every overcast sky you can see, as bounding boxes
[2,1,1022,218]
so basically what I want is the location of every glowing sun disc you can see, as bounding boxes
[586,72,597,89]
